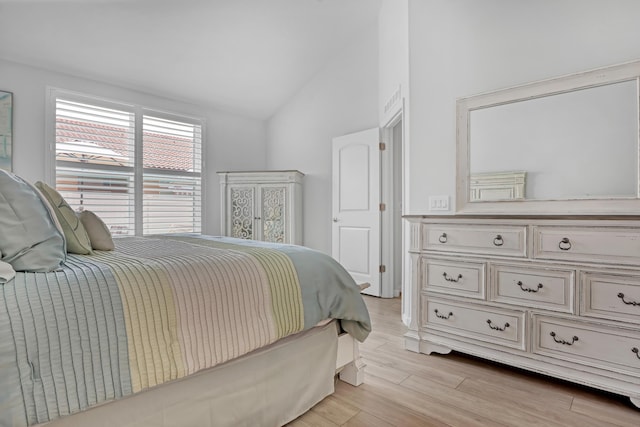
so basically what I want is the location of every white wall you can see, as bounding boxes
[378,0,410,300]
[0,59,267,235]
[378,0,409,127]
[407,0,640,213]
[266,23,379,253]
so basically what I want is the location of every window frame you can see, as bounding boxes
[45,87,206,236]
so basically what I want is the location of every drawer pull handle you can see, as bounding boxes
[517,281,543,293]
[633,348,640,360]
[486,319,510,331]
[434,309,453,320]
[550,332,578,345]
[443,272,463,283]
[617,293,639,307]
[558,237,572,251]
[438,233,448,243]
[493,235,504,246]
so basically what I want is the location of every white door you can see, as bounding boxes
[332,128,381,296]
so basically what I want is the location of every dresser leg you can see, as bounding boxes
[404,330,421,353]
[422,342,452,355]
[630,396,640,409]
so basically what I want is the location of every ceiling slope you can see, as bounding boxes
[0,0,381,119]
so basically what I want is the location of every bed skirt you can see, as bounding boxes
[37,321,339,427]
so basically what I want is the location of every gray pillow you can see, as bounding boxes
[0,169,67,272]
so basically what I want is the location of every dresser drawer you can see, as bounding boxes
[424,224,527,257]
[423,297,526,350]
[490,264,575,313]
[533,315,640,376]
[533,226,640,265]
[581,272,640,325]
[422,258,486,299]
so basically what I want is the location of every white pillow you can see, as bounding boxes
[78,210,115,251]
[0,259,16,284]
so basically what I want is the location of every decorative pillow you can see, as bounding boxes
[78,210,115,251]
[0,169,66,272]
[35,181,93,255]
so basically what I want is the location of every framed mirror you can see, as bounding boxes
[457,60,640,215]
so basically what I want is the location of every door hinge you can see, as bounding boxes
[379,142,386,151]
[379,203,386,211]
[379,265,386,273]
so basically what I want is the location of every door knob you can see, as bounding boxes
[333,217,339,222]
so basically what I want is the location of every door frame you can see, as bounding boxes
[381,107,404,298]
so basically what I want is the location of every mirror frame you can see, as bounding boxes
[457,60,640,215]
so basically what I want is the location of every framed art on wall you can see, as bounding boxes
[0,90,13,171]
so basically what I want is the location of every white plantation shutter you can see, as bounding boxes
[53,91,203,236]
[55,98,136,235]
[142,115,202,234]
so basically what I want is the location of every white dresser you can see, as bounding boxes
[218,170,303,245]
[405,216,640,407]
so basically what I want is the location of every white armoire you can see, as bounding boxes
[218,170,303,245]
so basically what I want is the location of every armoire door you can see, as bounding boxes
[229,184,257,240]
[259,185,287,243]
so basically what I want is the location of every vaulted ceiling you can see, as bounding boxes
[0,0,381,119]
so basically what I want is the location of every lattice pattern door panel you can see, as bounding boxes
[261,186,286,243]
[230,186,255,239]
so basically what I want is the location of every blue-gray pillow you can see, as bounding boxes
[0,169,67,272]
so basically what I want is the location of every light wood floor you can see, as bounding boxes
[289,296,640,427]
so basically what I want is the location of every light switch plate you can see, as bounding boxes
[429,196,449,211]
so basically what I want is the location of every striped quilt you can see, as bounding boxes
[0,235,371,427]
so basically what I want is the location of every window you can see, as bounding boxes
[50,89,203,236]
[142,115,202,235]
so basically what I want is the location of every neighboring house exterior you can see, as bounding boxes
[55,117,200,235]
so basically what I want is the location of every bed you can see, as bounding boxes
[0,170,371,427]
